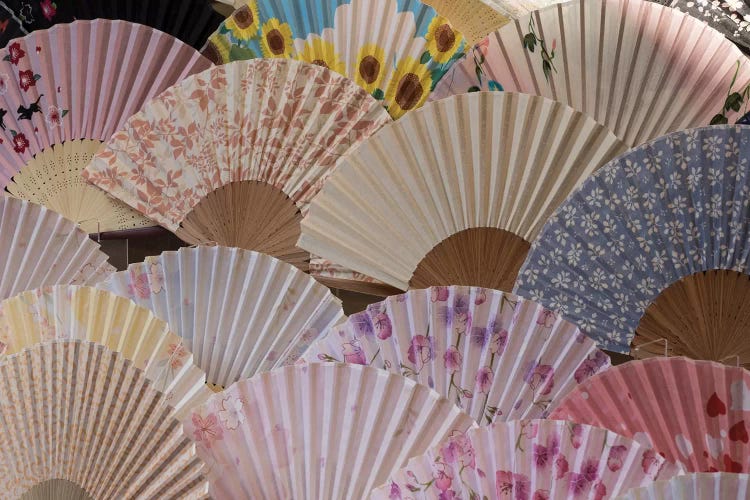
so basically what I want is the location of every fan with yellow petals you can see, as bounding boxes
[203,0,466,118]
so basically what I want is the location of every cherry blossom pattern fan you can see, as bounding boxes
[550,357,750,473]
[372,419,679,499]
[84,59,390,268]
[302,286,610,424]
[0,196,114,301]
[183,362,476,498]
[616,473,750,499]
[0,20,213,233]
[516,126,750,364]
[298,92,625,292]
[661,0,750,53]
[430,0,750,147]
[202,0,466,118]
[97,246,345,390]
[0,285,211,418]
[0,341,208,498]
[0,0,224,49]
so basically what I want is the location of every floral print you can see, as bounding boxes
[303,286,610,424]
[516,126,750,353]
[204,0,465,118]
[372,419,677,499]
[666,0,750,51]
[550,357,750,473]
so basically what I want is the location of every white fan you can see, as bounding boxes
[0,195,114,301]
[183,362,477,498]
[617,473,750,499]
[97,245,345,389]
[299,92,625,291]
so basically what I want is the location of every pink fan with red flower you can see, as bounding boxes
[301,286,610,424]
[550,357,750,473]
[372,419,681,499]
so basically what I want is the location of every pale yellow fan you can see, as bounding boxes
[0,285,211,418]
[5,140,153,234]
[422,0,510,45]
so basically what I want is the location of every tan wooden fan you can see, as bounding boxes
[299,92,625,292]
[422,0,510,45]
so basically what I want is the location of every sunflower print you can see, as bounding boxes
[298,37,346,76]
[384,57,432,119]
[354,43,386,94]
[225,1,261,41]
[260,19,294,58]
[424,16,464,64]
[203,34,232,63]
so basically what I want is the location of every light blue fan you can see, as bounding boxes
[203,0,467,118]
[515,125,750,357]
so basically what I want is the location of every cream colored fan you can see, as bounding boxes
[183,362,476,498]
[0,340,208,498]
[0,285,211,418]
[422,0,510,45]
[431,0,750,147]
[83,59,391,269]
[299,92,625,292]
[0,196,114,301]
[97,245,345,389]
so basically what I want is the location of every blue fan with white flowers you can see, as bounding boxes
[515,125,750,366]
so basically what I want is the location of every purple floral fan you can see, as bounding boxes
[300,286,610,424]
[371,419,681,499]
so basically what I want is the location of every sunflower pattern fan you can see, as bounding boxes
[204,0,466,117]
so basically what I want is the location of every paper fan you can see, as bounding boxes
[203,0,466,118]
[0,285,211,417]
[0,0,223,49]
[83,59,390,266]
[550,357,750,473]
[430,0,750,147]
[0,196,113,301]
[372,419,678,499]
[0,340,208,498]
[183,362,476,498]
[302,286,610,424]
[97,245,344,389]
[299,92,625,292]
[663,0,750,53]
[616,473,750,499]
[421,0,509,45]
[0,21,212,232]
[516,125,750,363]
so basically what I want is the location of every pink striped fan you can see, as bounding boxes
[0,20,212,232]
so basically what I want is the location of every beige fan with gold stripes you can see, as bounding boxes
[422,0,509,45]
[299,92,625,292]
[0,285,210,418]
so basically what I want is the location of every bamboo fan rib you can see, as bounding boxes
[183,363,476,498]
[0,285,211,418]
[0,196,114,301]
[431,0,750,147]
[516,126,750,364]
[0,20,212,232]
[97,246,345,389]
[203,0,466,118]
[0,341,208,498]
[616,473,750,499]
[83,59,390,267]
[299,92,625,291]
[550,357,750,473]
[373,419,677,499]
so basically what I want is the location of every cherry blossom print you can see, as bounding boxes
[570,424,584,449]
[218,396,245,430]
[166,343,187,370]
[11,132,28,153]
[555,455,569,479]
[574,351,609,383]
[532,490,550,500]
[607,445,628,471]
[441,431,475,469]
[350,312,374,337]
[443,347,462,373]
[532,434,560,469]
[127,268,150,299]
[580,459,599,482]
[0,73,8,95]
[523,361,555,396]
[431,286,450,302]
[475,366,493,394]
[18,69,40,91]
[40,0,57,21]
[44,105,68,127]
[593,482,607,500]
[536,309,556,328]
[407,335,434,371]
[474,289,487,305]
[470,326,490,348]
[496,470,531,500]
[374,312,392,340]
[641,449,661,477]
[190,412,224,448]
[5,42,24,65]
[433,461,454,492]
[341,340,366,365]
[386,482,401,499]
[489,328,508,354]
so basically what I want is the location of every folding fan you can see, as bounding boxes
[550,357,750,473]
[372,419,679,499]
[302,286,611,424]
[183,362,476,498]
[0,285,211,418]
[516,125,750,363]
[664,0,750,53]
[203,0,466,118]
[299,92,625,292]
[0,21,212,232]
[0,8,26,49]
[430,0,750,147]
[421,0,510,45]
[84,59,390,265]
[617,473,750,499]
[0,0,223,49]
[0,196,114,301]
[97,245,345,389]
[0,340,208,498]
